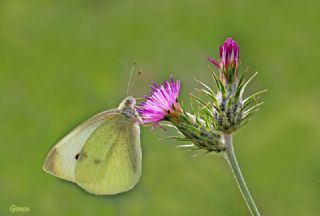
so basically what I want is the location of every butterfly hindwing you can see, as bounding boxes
[74,113,142,195]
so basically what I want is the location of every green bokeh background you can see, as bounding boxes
[1,0,319,215]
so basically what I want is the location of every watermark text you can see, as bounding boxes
[9,204,30,214]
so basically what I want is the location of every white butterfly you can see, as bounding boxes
[43,96,142,195]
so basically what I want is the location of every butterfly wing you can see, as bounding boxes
[42,110,119,182]
[74,114,142,195]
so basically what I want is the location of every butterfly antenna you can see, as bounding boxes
[130,69,142,94]
[127,60,137,95]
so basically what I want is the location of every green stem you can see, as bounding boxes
[223,133,261,216]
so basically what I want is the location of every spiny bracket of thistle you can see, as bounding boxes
[192,37,267,133]
[137,75,225,153]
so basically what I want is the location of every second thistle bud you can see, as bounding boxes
[208,38,240,88]
[197,38,264,133]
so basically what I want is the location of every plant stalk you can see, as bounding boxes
[223,133,261,216]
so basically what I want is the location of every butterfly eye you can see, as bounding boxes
[125,96,136,107]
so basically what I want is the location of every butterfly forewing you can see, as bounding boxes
[42,110,119,182]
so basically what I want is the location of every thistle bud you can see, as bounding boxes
[208,38,240,87]
[197,38,265,133]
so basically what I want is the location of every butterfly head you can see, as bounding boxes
[118,96,141,123]
[119,96,136,109]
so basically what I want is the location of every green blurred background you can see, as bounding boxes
[1,0,319,215]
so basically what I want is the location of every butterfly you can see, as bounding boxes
[42,96,142,195]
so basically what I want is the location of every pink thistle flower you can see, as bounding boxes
[137,76,182,124]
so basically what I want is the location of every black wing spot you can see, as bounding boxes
[75,152,87,161]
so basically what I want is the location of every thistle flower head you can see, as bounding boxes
[139,75,222,152]
[137,76,182,124]
[208,38,240,85]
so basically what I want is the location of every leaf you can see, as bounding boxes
[227,97,233,109]
[175,144,195,148]
[243,89,268,106]
[195,88,218,105]
[244,101,264,114]
[238,119,250,129]
[159,123,177,129]
[242,107,261,121]
[161,136,192,142]
[190,102,201,125]
[190,95,218,118]
[190,93,207,107]
[235,71,258,101]
[194,79,215,96]
[210,70,226,99]
[240,72,258,98]
[235,98,257,116]
[208,65,221,91]
[214,74,227,99]
[237,70,246,87]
